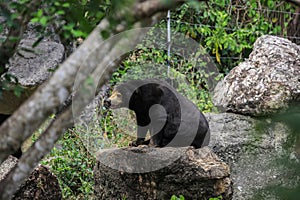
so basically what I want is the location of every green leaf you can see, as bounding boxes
[36,9,43,17]
[13,86,23,98]
[40,16,48,26]
[272,18,278,23]
[31,18,39,23]
[62,3,70,8]
[56,10,65,15]
[101,30,110,39]
[54,2,60,6]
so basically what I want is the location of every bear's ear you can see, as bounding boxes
[153,85,163,97]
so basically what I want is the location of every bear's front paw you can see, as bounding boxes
[137,145,148,148]
[129,141,138,147]
[129,138,145,147]
[148,143,160,148]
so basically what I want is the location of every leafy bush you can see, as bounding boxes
[168,0,295,73]
[209,195,223,200]
[171,195,185,200]
[42,130,95,199]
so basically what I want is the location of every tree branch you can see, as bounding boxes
[133,0,185,19]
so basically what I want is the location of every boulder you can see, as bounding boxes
[0,156,62,200]
[94,146,233,200]
[0,34,64,114]
[213,35,300,116]
[7,39,64,87]
[206,113,297,200]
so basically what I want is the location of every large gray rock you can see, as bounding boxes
[213,35,300,116]
[94,146,233,200]
[206,113,296,200]
[0,37,64,114]
[7,39,64,86]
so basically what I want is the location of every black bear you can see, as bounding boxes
[105,79,210,148]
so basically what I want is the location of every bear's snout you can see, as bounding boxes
[104,98,111,108]
[106,90,123,109]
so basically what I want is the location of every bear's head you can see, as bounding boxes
[105,79,165,110]
[105,89,123,109]
[104,82,135,109]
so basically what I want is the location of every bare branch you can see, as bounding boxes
[133,0,185,19]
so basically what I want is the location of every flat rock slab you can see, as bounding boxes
[94,146,233,200]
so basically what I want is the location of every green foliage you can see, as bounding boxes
[30,0,110,41]
[40,110,135,199]
[90,108,135,148]
[42,130,95,199]
[170,195,185,200]
[0,74,24,98]
[169,0,295,73]
[209,195,223,200]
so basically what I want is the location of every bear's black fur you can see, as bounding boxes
[105,79,210,148]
